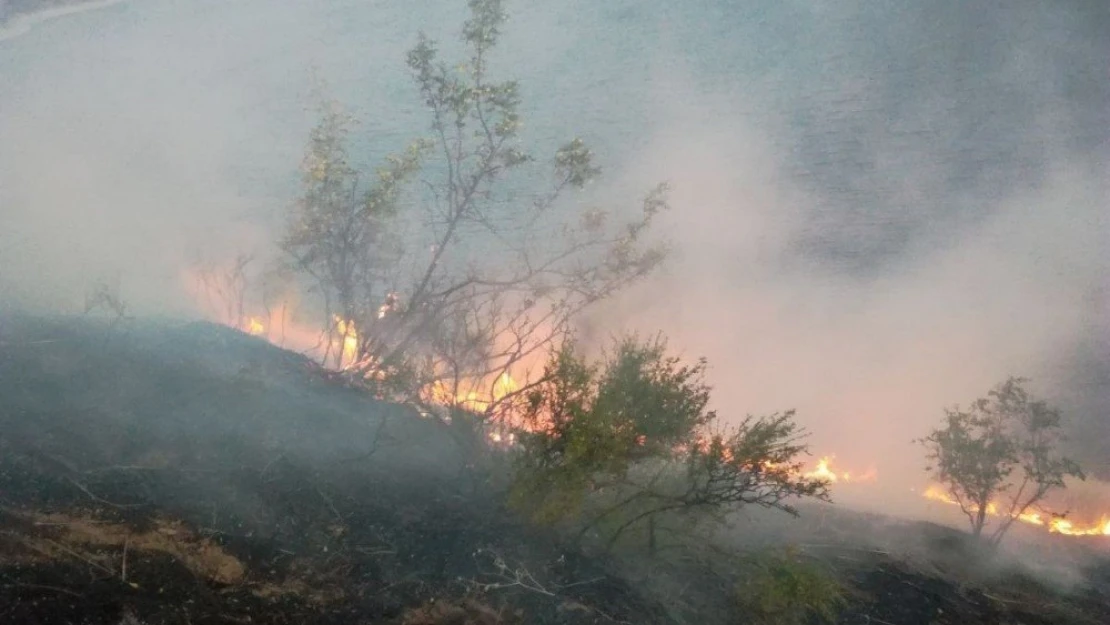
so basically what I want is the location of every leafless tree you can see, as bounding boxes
[191,253,255,332]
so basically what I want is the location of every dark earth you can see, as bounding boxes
[1,314,1108,624]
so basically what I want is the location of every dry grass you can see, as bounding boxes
[401,598,517,625]
[2,508,245,584]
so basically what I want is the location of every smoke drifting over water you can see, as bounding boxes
[1,0,1106,489]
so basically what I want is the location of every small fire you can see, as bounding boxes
[245,317,266,336]
[378,292,398,319]
[488,431,517,446]
[334,316,359,369]
[803,455,877,484]
[422,371,524,446]
[1018,510,1044,526]
[1049,518,1110,536]
[922,484,1110,537]
[200,289,1110,539]
[425,371,519,415]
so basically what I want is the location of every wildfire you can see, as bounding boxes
[425,371,520,415]
[378,292,398,319]
[922,484,1110,537]
[200,290,1110,540]
[333,316,359,369]
[1048,518,1110,536]
[245,317,266,336]
[803,456,877,484]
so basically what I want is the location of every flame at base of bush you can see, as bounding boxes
[922,484,1110,537]
[221,309,1110,540]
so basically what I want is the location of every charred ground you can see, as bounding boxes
[0,314,1107,624]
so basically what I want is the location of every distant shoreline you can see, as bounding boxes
[0,0,126,44]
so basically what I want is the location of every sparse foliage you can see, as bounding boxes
[282,90,419,368]
[83,276,129,321]
[734,547,846,625]
[281,0,669,442]
[919,377,1085,545]
[191,253,256,332]
[84,275,134,338]
[509,335,829,552]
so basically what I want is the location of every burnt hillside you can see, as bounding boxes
[1,314,1108,624]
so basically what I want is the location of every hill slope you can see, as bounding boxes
[1,314,1108,624]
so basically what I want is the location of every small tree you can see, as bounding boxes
[281,91,418,369]
[84,275,129,321]
[510,335,829,553]
[190,253,256,332]
[919,376,1085,545]
[734,547,846,625]
[282,0,669,448]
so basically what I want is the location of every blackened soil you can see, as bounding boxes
[1,314,1108,625]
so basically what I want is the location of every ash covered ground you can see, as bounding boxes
[1,314,1108,624]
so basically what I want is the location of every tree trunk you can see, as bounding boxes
[973,506,988,538]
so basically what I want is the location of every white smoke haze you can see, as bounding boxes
[1,0,1107,520]
[587,43,1108,493]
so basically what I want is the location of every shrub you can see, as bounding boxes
[734,548,846,625]
[509,334,829,552]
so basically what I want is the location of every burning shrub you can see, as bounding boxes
[278,0,669,444]
[918,376,1085,546]
[508,334,829,552]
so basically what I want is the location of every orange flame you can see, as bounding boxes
[922,484,1110,537]
[802,455,877,484]
[333,316,359,369]
[424,371,519,415]
[196,291,1110,538]
[378,292,398,319]
[245,317,266,336]
[1049,517,1110,536]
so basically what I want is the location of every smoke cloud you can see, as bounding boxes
[1,0,1106,490]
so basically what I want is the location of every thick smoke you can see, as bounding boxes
[1,0,1106,490]
[582,0,1110,485]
